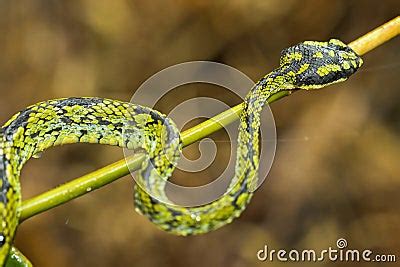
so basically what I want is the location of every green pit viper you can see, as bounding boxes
[0,39,362,266]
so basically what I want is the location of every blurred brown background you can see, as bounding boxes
[0,1,399,266]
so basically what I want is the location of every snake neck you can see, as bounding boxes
[232,69,293,192]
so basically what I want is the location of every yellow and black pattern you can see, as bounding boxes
[0,98,182,265]
[0,39,362,265]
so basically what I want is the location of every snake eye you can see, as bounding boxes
[0,234,5,247]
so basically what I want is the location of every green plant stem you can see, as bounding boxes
[19,16,400,222]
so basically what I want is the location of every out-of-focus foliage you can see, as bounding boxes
[0,1,398,266]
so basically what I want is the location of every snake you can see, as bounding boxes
[0,39,362,266]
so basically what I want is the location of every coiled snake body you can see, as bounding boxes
[0,39,362,265]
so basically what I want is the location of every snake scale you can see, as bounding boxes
[0,39,362,265]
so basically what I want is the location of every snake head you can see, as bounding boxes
[280,39,363,89]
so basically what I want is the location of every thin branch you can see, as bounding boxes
[19,16,400,222]
[348,16,399,56]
